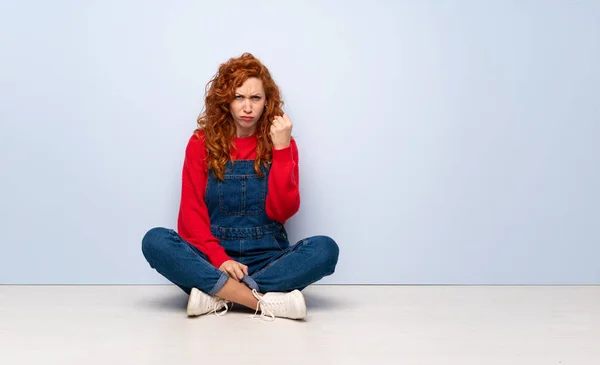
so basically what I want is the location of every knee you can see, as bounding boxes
[141,227,171,261]
[313,235,339,270]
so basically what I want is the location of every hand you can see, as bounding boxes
[270,113,293,150]
[219,260,249,281]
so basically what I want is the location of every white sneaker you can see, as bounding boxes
[187,287,229,317]
[251,289,307,321]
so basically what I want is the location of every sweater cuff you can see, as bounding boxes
[208,251,232,269]
[272,145,293,161]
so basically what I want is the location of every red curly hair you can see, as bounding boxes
[195,52,284,181]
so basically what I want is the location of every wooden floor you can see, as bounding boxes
[0,285,598,364]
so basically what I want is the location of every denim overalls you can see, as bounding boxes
[206,159,291,291]
[142,159,339,296]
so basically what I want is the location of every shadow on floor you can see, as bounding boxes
[302,289,347,310]
[139,290,188,312]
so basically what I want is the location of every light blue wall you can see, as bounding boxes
[1,0,598,284]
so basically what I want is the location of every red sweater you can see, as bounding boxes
[177,131,300,268]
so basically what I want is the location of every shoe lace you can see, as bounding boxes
[249,289,282,321]
[211,299,229,316]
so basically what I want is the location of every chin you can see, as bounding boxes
[236,120,257,131]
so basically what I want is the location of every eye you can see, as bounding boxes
[252,96,262,100]
[235,95,243,99]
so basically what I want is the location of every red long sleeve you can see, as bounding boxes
[177,131,300,268]
[266,141,300,224]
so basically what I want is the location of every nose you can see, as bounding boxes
[243,98,252,112]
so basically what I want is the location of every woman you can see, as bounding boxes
[141,53,339,321]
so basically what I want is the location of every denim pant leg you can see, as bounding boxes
[250,235,339,293]
[141,227,229,296]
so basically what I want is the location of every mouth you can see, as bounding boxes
[240,116,254,121]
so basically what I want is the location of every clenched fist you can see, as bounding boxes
[270,114,293,150]
[219,260,248,281]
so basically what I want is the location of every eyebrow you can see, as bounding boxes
[235,93,263,96]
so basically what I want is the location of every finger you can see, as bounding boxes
[271,124,281,136]
[234,266,244,280]
[230,269,241,281]
[242,265,249,276]
[282,113,292,125]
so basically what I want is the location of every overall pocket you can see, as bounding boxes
[269,226,290,251]
[218,174,266,216]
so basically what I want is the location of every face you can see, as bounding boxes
[230,77,266,137]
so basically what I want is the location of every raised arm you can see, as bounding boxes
[266,137,300,223]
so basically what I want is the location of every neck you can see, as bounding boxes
[236,128,256,138]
